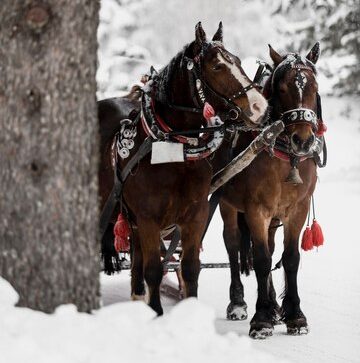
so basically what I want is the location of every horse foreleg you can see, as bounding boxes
[268,218,282,324]
[138,219,163,315]
[131,228,146,301]
[282,202,309,335]
[246,207,273,339]
[179,203,208,298]
[220,202,247,320]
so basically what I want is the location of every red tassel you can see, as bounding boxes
[301,226,313,251]
[203,102,215,121]
[311,219,324,247]
[316,121,327,137]
[113,213,130,253]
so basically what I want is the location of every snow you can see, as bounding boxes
[0,277,286,363]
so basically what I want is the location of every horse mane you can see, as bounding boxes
[155,42,194,104]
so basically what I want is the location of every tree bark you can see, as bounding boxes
[0,0,100,312]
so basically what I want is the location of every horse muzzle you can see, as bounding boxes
[290,132,316,156]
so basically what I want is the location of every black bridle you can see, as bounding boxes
[260,54,327,167]
[165,42,259,125]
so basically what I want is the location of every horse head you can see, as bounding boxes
[183,22,268,128]
[265,43,321,156]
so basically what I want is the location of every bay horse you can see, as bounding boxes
[98,22,268,315]
[217,43,324,338]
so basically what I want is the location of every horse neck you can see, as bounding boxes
[154,65,204,131]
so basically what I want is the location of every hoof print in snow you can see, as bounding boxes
[226,302,248,321]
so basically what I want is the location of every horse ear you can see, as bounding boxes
[212,21,223,42]
[268,44,282,66]
[195,22,207,47]
[306,42,320,64]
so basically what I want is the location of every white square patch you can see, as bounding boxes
[151,141,184,164]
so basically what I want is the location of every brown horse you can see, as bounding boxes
[98,22,268,315]
[217,43,323,338]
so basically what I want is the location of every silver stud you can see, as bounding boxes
[290,111,297,121]
[119,148,130,159]
[127,139,135,149]
[123,129,132,138]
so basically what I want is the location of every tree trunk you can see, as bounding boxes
[0,0,100,312]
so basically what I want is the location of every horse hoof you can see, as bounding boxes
[131,294,146,302]
[287,324,309,335]
[226,302,248,321]
[285,311,308,335]
[249,317,274,339]
[249,326,273,339]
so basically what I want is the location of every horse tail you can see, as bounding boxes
[237,212,253,276]
[101,223,122,275]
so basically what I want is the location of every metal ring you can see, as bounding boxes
[229,108,239,120]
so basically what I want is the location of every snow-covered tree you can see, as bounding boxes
[270,0,360,94]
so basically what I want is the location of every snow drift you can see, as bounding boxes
[0,277,286,363]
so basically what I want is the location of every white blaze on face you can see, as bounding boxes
[216,53,268,124]
[295,70,308,106]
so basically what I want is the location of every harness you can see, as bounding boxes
[100,42,259,245]
[139,43,259,160]
[256,55,327,170]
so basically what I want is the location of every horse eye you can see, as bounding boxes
[212,64,223,71]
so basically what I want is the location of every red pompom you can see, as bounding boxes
[113,213,130,253]
[311,219,324,247]
[203,102,215,120]
[316,121,327,137]
[301,226,314,251]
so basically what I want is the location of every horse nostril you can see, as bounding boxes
[291,133,302,147]
[304,134,316,151]
[251,102,261,113]
[309,134,315,145]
